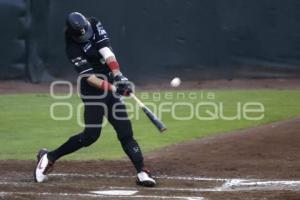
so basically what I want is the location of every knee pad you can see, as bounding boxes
[79,128,101,147]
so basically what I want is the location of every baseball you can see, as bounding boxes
[170,77,181,87]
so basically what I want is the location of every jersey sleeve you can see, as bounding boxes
[66,45,94,75]
[92,18,111,49]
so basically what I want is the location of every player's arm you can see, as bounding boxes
[93,19,132,95]
[93,19,121,77]
[86,74,116,92]
[98,47,132,95]
[67,46,115,92]
[98,46,121,77]
[87,74,132,96]
[67,48,129,95]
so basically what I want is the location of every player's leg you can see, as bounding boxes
[34,102,105,182]
[108,100,144,172]
[106,96,156,187]
[48,103,104,160]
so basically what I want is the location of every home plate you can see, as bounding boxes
[90,190,138,196]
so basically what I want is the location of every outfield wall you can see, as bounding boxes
[1,0,300,83]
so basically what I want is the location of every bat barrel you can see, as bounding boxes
[142,107,167,133]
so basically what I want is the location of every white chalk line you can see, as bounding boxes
[51,173,300,190]
[52,173,228,181]
[1,173,300,194]
[1,180,299,192]
[48,173,300,192]
[220,179,300,191]
[108,180,300,192]
[0,191,205,200]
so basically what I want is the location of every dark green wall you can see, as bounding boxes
[2,0,300,83]
[0,0,28,79]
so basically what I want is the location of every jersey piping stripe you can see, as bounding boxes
[96,38,109,43]
[79,68,93,74]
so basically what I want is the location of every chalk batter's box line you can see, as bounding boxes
[51,173,300,192]
[0,191,205,200]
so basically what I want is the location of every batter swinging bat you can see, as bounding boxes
[130,93,167,133]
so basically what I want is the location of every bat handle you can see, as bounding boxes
[129,93,145,108]
[111,85,144,107]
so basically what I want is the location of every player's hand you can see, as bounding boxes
[116,86,132,96]
[114,73,129,85]
[114,73,133,96]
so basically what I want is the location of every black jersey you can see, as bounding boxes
[65,17,112,76]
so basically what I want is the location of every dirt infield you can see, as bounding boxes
[1,78,300,94]
[1,118,300,200]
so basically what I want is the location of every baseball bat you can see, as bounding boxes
[111,85,167,132]
[130,93,167,133]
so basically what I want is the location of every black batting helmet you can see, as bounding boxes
[66,12,93,43]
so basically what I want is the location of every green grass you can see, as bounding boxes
[0,90,300,160]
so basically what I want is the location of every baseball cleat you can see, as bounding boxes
[136,168,156,187]
[34,149,54,183]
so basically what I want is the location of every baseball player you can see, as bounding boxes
[34,12,156,187]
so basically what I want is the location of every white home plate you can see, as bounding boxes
[90,190,138,196]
